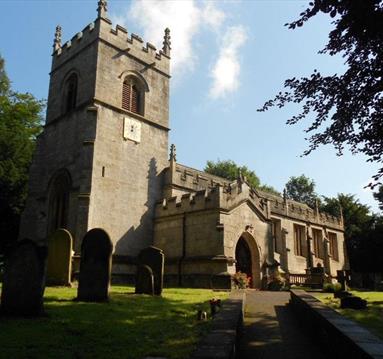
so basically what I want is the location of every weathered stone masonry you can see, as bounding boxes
[19,1,346,288]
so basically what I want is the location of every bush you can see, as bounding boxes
[233,271,251,289]
[267,271,289,291]
[323,282,342,293]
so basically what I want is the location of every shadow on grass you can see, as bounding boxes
[0,286,227,359]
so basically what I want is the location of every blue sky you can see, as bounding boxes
[0,0,380,212]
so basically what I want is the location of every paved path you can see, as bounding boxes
[238,291,326,359]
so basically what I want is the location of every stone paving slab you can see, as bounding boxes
[238,290,326,359]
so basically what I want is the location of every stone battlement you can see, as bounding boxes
[260,191,343,230]
[174,163,230,192]
[52,18,170,76]
[156,180,269,219]
[162,160,343,230]
[156,187,222,217]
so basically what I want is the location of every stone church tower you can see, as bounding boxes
[19,0,347,288]
[19,1,171,275]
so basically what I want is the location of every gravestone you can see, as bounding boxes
[46,229,73,286]
[77,228,113,302]
[137,246,164,295]
[1,239,47,316]
[337,270,346,291]
[135,265,154,295]
[340,296,367,310]
[309,266,324,289]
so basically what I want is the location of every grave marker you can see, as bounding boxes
[1,239,47,316]
[77,228,112,302]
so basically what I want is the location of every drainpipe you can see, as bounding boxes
[178,212,186,286]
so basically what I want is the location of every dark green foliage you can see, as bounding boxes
[285,174,318,208]
[0,54,44,253]
[259,0,383,186]
[321,194,372,239]
[373,185,383,211]
[323,282,342,293]
[204,159,280,195]
[321,193,383,272]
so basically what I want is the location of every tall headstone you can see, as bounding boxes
[1,239,47,316]
[77,228,113,302]
[46,229,73,286]
[138,246,164,295]
[135,265,154,295]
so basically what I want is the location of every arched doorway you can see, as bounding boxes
[235,238,252,280]
[235,233,261,288]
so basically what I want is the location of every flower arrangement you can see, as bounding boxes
[233,271,251,289]
[267,270,288,291]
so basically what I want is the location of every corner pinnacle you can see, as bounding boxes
[169,144,176,162]
[53,25,62,51]
[162,28,171,57]
[97,0,108,19]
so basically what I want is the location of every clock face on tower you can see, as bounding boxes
[123,116,141,143]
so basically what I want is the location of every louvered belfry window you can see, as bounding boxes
[122,78,141,114]
[122,81,131,110]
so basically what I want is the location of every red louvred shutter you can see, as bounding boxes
[131,86,138,113]
[122,82,131,110]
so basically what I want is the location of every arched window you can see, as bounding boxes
[64,73,78,113]
[122,77,143,115]
[48,170,72,235]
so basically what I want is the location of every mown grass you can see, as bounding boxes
[314,291,383,340]
[0,285,228,359]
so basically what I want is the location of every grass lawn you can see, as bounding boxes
[0,285,228,359]
[314,291,383,340]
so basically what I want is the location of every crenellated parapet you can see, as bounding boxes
[162,148,343,230]
[169,163,230,194]
[156,187,222,218]
[52,16,170,76]
[221,180,269,219]
[51,21,99,71]
[156,178,269,220]
[260,191,343,230]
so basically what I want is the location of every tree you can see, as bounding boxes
[0,54,44,253]
[321,193,372,239]
[285,174,318,207]
[204,159,280,195]
[321,193,383,271]
[373,185,383,211]
[259,1,383,187]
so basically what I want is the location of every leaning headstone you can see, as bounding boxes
[138,246,164,295]
[1,239,47,316]
[135,265,154,295]
[77,228,113,302]
[46,229,73,286]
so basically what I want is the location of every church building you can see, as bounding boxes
[19,1,347,288]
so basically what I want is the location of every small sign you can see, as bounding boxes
[123,116,141,143]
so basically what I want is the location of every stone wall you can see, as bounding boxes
[156,160,347,286]
[19,106,97,249]
[90,105,168,260]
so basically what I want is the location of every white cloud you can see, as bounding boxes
[110,1,246,98]
[127,0,200,75]
[201,2,226,31]
[111,1,226,75]
[209,26,248,99]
